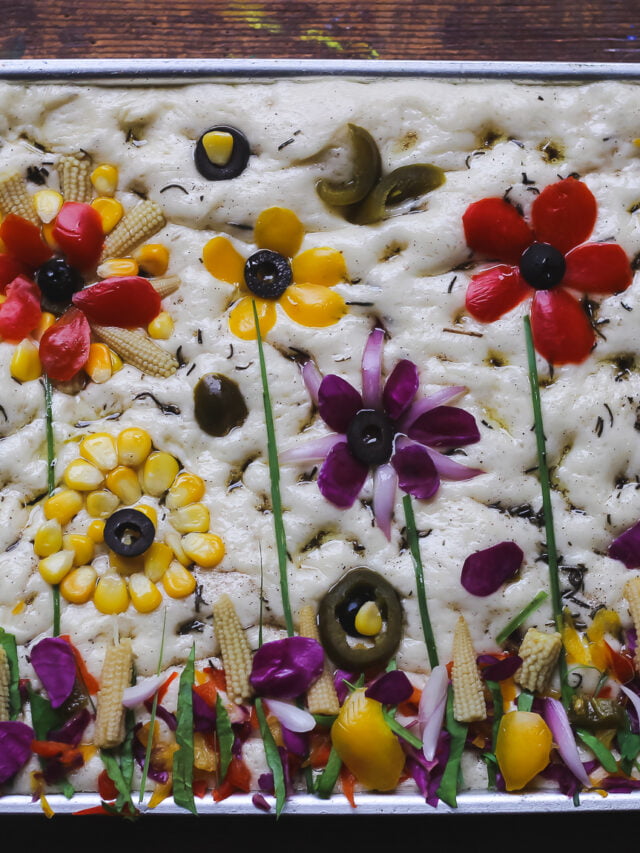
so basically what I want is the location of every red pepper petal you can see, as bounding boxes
[72,276,161,327]
[0,214,52,268]
[39,306,91,382]
[52,202,104,271]
[465,264,532,323]
[0,275,42,341]
[562,242,633,295]
[462,197,534,264]
[531,177,597,254]
[97,768,119,801]
[0,254,30,293]
[530,288,595,365]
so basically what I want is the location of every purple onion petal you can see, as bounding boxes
[30,637,76,709]
[461,541,524,597]
[425,447,483,481]
[318,374,363,433]
[361,328,385,409]
[317,442,368,508]
[608,520,640,568]
[480,655,523,682]
[192,689,217,732]
[408,405,481,449]
[399,386,468,432]
[365,670,413,705]
[391,440,440,500]
[250,637,324,700]
[372,463,398,540]
[383,359,419,421]
[301,360,323,406]
[265,698,316,732]
[279,433,344,465]
[0,721,34,784]
[48,708,92,746]
[544,697,591,788]
[281,726,309,757]
[252,792,272,811]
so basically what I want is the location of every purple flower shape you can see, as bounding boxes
[249,636,324,700]
[281,328,483,538]
[30,636,76,709]
[0,721,34,784]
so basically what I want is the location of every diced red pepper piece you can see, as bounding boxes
[39,306,91,381]
[465,264,532,323]
[531,177,597,255]
[0,214,52,268]
[212,756,252,802]
[97,768,119,801]
[530,288,595,366]
[53,202,104,271]
[0,274,42,341]
[0,254,30,293]
[193,679,219,709]
[462,197,534,264]
[72,276,161,327]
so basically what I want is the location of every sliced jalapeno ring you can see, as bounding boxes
[316,124,382,207]
[352,163,446,225]
[318,567,403,672]
[194,125,251,181]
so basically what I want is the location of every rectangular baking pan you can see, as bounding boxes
[0,57,639,817]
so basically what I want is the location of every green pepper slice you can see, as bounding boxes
[352,163,446,225]
[316,124,382,207]
[568,695,625,730]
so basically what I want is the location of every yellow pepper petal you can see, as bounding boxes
[280,283,346,328]
[291,247,347,287]
[228,295,276,340]
[495,710,552,791]
[563,623,592,666]
[586,608,622,643]
[202,236,245,285]
[254,207,304,258]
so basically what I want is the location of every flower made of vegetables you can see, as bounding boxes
[35,427,225,614]
[462,176,632,365]
[202,206,347,340]
[0,155,179,385]
[281,328,482,538]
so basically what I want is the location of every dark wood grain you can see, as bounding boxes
[1,0,639,63]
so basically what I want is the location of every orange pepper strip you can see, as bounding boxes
[156,670,178,704]
[339,766,357,808]
[72,805,115,816]
[212,757,252,802]
[193,679,218,708]
[60,634,100,695]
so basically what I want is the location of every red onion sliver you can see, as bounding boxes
[265,698,316,732]
[301,360,323,406]
[418,665,448,761]
[544,697,591,787]
[279,433,345,465]
[425,447,483,481]
[620,684,640,719]
[122,673,167,708]
[361,327,384,409]
[373,463,398,540]
[399,386,468,432]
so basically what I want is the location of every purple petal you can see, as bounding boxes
[372,463,397,540]
[334,671,354,704]
[408,405,480,449]
[48,708,92,746]
[192,689,217,732]
[609,520,640,568]
[252,792,272,811]
[250,637,325,700]
[318,374,363,433]
[317,442,368,508]
[399,386,467,432]
[279,433,344,465]
[425,447,483,481]
[479,654,523,681]
[281,725,309,757]
[365,670,413,705]
[301,360,323,406]
[460,541,524,596]
[30,637,76,709]
[0,721,34,784]
[383,359,419,421]
[361,328,385,409]
[391,440,440,500]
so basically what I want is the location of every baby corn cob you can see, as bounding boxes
[91,325,178,377]
[298,604,340,715]
[93,638,133,748]
[149,275,180,299]
[100,200,165,262]
[624,576,640,673]
[57,153,93,204]
[515,628,562,695]
[212,594,253,705]
[0,647,11,722]
[451,614,487,723]
[0,172,38,224]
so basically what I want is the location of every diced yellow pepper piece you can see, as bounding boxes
[280,283,346,328]
[254,207,304,258]
[228,296,276,340]
[586,609,622,643]
[202,236,245,284]
[291,247,347,287]
[495,710,552,791]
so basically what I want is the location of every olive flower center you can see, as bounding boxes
[244,249,292,299]
[347,409,395,466]
[519,242,566,290]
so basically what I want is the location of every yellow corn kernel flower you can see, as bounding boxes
[202,206,348,340]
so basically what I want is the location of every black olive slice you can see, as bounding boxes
[318,567,403,672]
[194,373,248,437]
[244,249,292,300]
[35,258,84,312]
[346,409,394,466]
[352,163,446,225]
[104,508,155,558]
[194,125,250,181]
[519,242,566,290]
[317,124,382,207]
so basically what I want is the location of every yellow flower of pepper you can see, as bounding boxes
[495,710,552,791]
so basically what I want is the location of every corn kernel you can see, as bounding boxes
[92,196,124,234]
[134,243,170,277]
[109,551,144,576]
[60,565,97,605]
[142,452,179,497]
[129,573,163,613]
[85,343,113,384]
[11,601,24,616]
[86,488,120,519]
[63,458,105,492]
[255,207,304,258]
[96,257,138,278]
[169,502,210,534]
[33,189,64,224]
[93,575,129,614]
[109,349,123,373]
[87,518,106,543]
[143,541,173,582]
[34,519,63,558]
[166,472,205,509]
[42,221,59,251]
[165,530,190,566]
[62,533,95,567]
[10,339,42,382]
[147,311,174,340]
[181,532,225,568]
[105,466,142,505]
[33,312,56,341]
[162,562,196,598]
[354,601,383,637]
[134,503,158,527]
[117,428,152,467]
[80,433,118,472]
[91,164,118,196]
[202,130,234,166]
[39,550,74,584]
[43,489,83,525]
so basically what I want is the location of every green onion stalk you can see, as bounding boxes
[44,375,60,636]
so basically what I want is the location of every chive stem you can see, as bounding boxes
[44,374,60,637]
[402,494,438,668]
[252,301,294,637]
[139,608,167,803]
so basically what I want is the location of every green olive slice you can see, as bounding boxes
[316,124,382,207]
[318,567,403,672]
[194,373,248,437]
[352,163,446,225]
